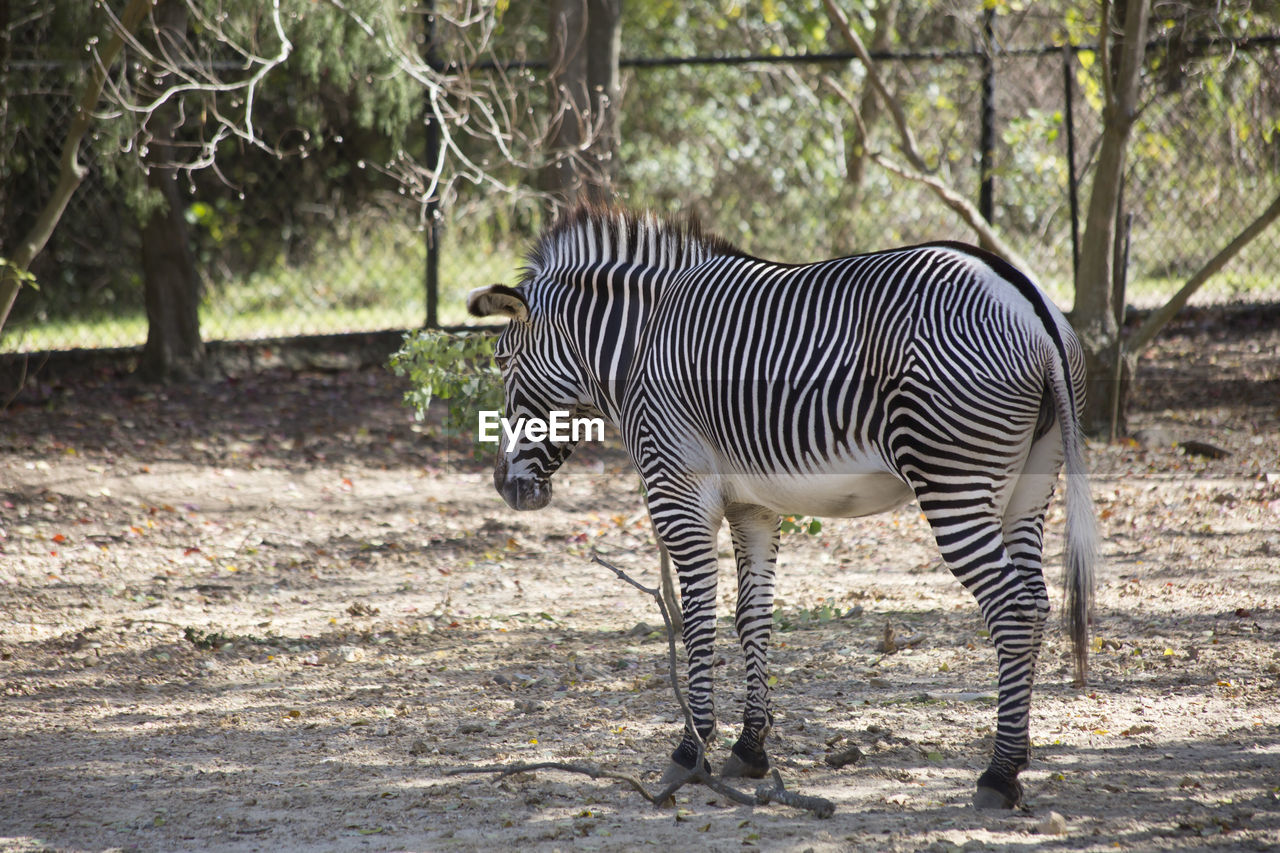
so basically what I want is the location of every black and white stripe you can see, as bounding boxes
[467,206,1097,809]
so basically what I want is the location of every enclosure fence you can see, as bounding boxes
[4,32,1279,354]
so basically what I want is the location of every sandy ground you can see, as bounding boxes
[1,313,1278,852]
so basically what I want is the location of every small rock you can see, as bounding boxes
[324,645,363,664]
[626,622,656,637]
[1036,811,1068,835]
[825,745,864,769]
[1131,427,1173,448]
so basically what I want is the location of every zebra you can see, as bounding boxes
[467,206,1097,810]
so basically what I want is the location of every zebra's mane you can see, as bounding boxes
[525,205,743,281]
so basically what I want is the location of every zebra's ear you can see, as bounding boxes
[467,284,529,323]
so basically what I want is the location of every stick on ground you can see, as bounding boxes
[445,551,835,819]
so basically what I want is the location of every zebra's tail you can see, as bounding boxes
[1047,342,1098,688]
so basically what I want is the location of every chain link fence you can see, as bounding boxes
[4,33,1278,354]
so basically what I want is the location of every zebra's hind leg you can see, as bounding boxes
[918,494,1048,810]
[972,434,1059,808]
[720,505,781,779]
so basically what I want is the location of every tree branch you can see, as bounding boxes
[100,0,294,153]
[446,761,655,802]
[445,551,835,819]
[870,151,1034,273]
[0,0,154,335]
[821,0,1037,272]
[1126,189,1280,355]
[822,0,928,174]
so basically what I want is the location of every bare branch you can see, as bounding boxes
[590,551,704,781]
[821,0,928,174]
[821,2,1033,272]
[1099,0,1114,109]
[446,761,655,801]
[438,549,835,818]
[870,152,1034,273]
[99,0,293,150]
[755,769,837,819]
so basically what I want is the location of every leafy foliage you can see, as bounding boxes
[781,516,824,536]
[389,330,503,445]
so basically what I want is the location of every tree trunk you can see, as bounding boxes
[1069,0,1149,437]
[138,0,206,382]
[542,0,589,205]
[1,0,11,254]
[542,0,621,208]
[583,0,622,205]
[139,166,205,381]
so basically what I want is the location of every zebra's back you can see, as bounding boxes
[623,243,1070,514]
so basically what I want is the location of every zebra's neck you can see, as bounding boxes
[536,262,668,425]
[526,207,741,422]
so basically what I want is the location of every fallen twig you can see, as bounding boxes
[446,762,653,802]
[590,551,711,801]
[755,770,836,819]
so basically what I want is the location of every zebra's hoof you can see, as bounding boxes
[975,768,1022,809]
[973,785,1017,810]
[720,745,770,779]
[719,752,769,779]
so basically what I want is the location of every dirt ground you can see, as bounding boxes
[1,310,1278,852]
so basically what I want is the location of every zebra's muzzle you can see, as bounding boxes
[497,473,552,511]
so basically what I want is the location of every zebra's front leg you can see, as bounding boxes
[720,504,780,779]
[648,502,724,786]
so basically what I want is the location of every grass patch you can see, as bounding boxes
[2,220,526,353]
[3,217,1274,354]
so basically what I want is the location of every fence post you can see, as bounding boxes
[1062,44,1080,290]
[978,6,996,224]
[423,0,441,330]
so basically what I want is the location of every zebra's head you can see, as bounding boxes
[467,283,589,511]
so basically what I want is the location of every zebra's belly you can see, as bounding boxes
[726,468,914,519]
